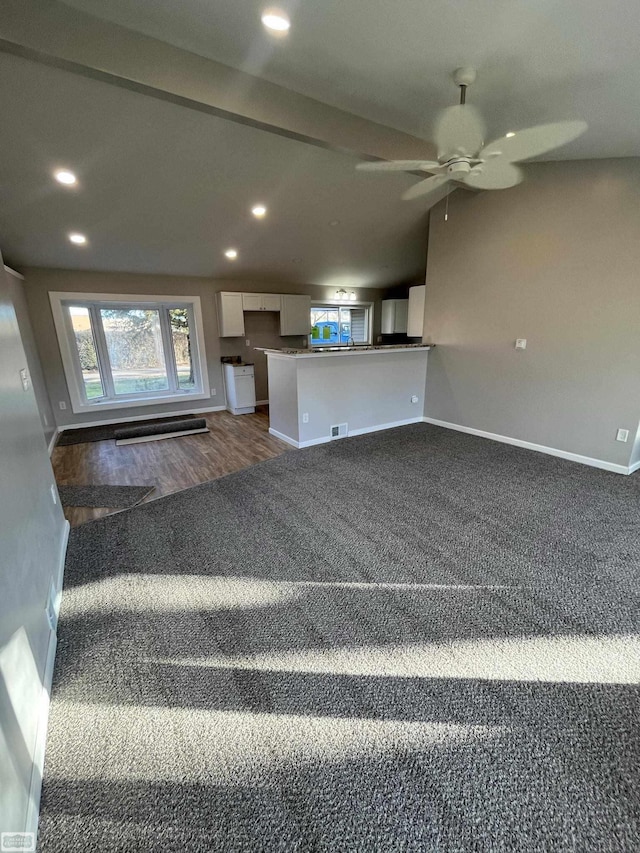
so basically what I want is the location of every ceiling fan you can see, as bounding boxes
[357,67,587,202]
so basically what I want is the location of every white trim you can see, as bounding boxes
[25,628,56,842]
[58,405,224,431]
[47,428,60,456]
[256,399,269,406]
[422,417,631,475]
[25,519,69,840]
[348,417,424,438]
[269,416,425,450]
[268,427,301,448]
[55,520,70,596]
[48,291,210,415]
[628,459,640,475]
[116,428,209,446]
[4,264,25,280]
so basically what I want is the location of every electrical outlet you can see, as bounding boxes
[411,395,419,404]
[515,339,527,350]
[50,484,58,505]
[245,339,250,346]
[210,388,216,396]
[616,428,629,442]
[58,401,67,410]
[19,368,30,391]
[302,413,309,423]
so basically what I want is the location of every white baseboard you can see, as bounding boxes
[47,428,59,457]
[423,417,631,475]
[56,520,70,598]
[628,460,640,475]
[58,405,225,431]
[25,627,57,842]
[269,427,301,448]
[270,416,424,450]
[256,399,269,406]
[348,417,424,439]
[25,518,69,842]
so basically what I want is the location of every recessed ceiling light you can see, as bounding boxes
[261,9,290,32]
[506,132,516,138]
[251,204,267,218]
[224,248,238,260]
[54,169,77,185]
[68,232,87,245]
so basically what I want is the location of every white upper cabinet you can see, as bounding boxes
[242,293,282,312]
[217,292,245,337]
[280,294,311,336]
[407,285,426,338]
[381,299,409,334]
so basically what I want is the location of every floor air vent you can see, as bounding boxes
[330,423,348,439]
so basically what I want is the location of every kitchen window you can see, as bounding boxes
[310,304,372,347]
[50,292,209,413]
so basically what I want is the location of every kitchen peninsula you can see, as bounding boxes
[260,344,432,448]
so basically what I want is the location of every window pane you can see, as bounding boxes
[169,308,195,390]
[310,305,370,345]
[100,308,169,395]
[69,306,104,399]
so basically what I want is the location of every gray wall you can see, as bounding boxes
[4,267,56,447]
[22,268,384,427]
[296,350,428,445]
[423,158,640,469]
[0,260,67,836]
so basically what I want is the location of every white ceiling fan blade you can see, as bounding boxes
[464,161,523,190]
[357,160,441,173]
[480,120,587,162]
[435,105,486,159]
[402,173,451,201]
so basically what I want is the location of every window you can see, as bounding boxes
[310,304,372,347]
[50,292,209,413]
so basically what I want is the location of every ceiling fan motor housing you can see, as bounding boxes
[446,159,472,177]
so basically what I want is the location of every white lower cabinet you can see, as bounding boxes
[224,363,256,415]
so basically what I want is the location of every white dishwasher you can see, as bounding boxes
[224,362,256,415]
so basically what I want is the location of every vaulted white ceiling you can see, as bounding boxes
[0,53,426,283]
[0,1,637,282]
[64,0,640,159]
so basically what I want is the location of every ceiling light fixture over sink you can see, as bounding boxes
[68,232,87,245]
[224,248,238,260]
[251,204,267,218]
[261,9,290,33]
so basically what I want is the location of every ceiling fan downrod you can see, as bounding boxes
[452,66,477,105]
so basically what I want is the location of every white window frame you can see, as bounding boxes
[309,300,374,347]
[49,291,210,414]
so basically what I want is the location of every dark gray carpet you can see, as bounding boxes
[56,415,197,446]
[39,424,640,852]
[58,484,155,508]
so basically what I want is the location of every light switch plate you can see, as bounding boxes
[616,428,629,442]
[515,339,527,350]
[19,368,30,391]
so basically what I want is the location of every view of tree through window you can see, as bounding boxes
[69,306,104,399]
[66,300,198,403]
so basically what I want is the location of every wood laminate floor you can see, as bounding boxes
[52,406,290,527]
